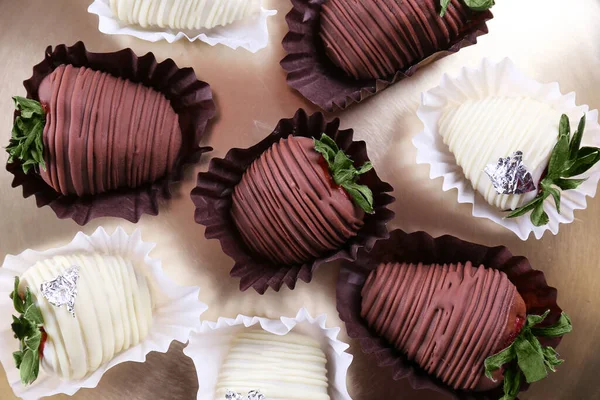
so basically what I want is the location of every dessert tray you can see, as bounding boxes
[0,0,597,399]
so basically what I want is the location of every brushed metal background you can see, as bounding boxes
[0,0,599,399]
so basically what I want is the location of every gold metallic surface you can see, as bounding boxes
[0,0,599,399]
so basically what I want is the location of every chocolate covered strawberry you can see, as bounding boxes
[7,64,182,197]
[438,91,600,226]
[361,262,572,398]
[319,0,494,81]
[231,134,372,265]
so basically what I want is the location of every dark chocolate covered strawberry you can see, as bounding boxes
[361,261,572,399]
[319,0,495,80]
[231,134,372,265]
[7,64,182,197]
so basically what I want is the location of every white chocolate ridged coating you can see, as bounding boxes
[110,0,261,30]
[216,331,330,400]
[19,254,153,381]
[439,96,561,210]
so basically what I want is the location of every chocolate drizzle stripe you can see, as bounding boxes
[372,1,411,68]
[407,0,437,52]
[79,68,92,194]
[280,139,339,250]
[321,2,373,79]
[386,0,423,60]
[54,66,67,193]
[444,3,461,36]
[427,0,452,42]
[261,143,316,260]
[258,145,313,260]
[352,4,396,78]
[287,138,352,246]
[232,160,283,261]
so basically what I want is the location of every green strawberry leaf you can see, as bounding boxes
[9,275,44,385]
[24,330,42,353]
[499,367,522,400]
[314,134,375,213]
[563,147,600,177]
[439,0,451,17]
[356,162,374,175]
[464,0,495,11]
[569,114,586,160]
[485,343,514,380]
[5,96,47,174]
[547,134,570,179]
[11,316,34,340]
[14,97,44,114]
[559,114,570,138]
[342,182,374,214]
[333,168,355,186]
[485,311,572,399]
[531,312,573,337]
[442,0,494,16]
[505,196,543,219]
[332,151,354,173]
[24,288,34,311]
[504,114,600,225]
[543,184,561,214]
[12,351,23,369]
[10,277,24,314]
[313,135,338,164]
[24,303,44,327]
[542,346,563,372]
[19,349,40,386]
[554,178,586,191]
[531,202,549,227]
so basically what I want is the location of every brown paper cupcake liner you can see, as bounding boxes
[6,42,216,225]
[336,229,564,400]
[191,108,395,294]
[280,0,493,112]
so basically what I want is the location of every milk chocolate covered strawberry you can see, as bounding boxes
[231,134,372,265]
[7,64,182,197]
[192,110,394,293]
[361,261,572,399]
[319,0,495,80]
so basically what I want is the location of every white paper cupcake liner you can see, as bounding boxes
[87,0,277,52]
[0,227,208,400]
[413,58,600,240]
[183,308,353,400]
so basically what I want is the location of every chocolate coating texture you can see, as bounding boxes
[320,0,479,80]
[361,262,526,391]
[38,64,182,196]
[231,136,365,265]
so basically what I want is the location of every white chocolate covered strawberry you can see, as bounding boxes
[439,97,600,226]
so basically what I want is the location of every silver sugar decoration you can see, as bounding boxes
[225,390,265,400]
[484,151,536,195]
[40,266,79,318]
